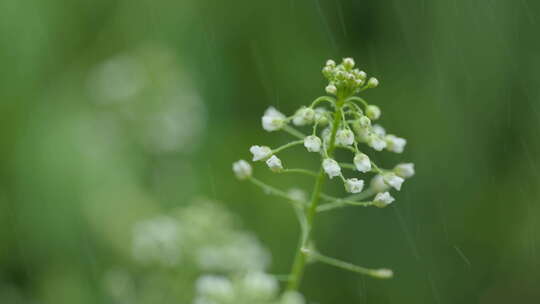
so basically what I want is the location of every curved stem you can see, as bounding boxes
[282,125,306,139]
[287,98,344,291]
[272,140,304,154]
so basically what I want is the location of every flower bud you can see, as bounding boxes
[233,160,252,180]
[325,84,337,95]
[367,77,379,88]
[366,105,381,120]
[336,129,355,146]
[394,163,415,178]
[385,134,407,153]
[359,116,371,127]
[322,158,341,179]
[250,145,272,161]
[353,153,371,173]
[345,178,364,193]
[383,172,404,191]
[304,135,322,152]
[373,192,395,208]
[266,155,283,172]
[343,57,355,69]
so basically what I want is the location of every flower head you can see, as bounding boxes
[233,160,252,180]
[304,135,322,152]
[266,155,283,172]
[373,192,395,208]
[250,145,272,161]
[345,178,364,193]
[322,158,341,179]
[261,107,286,131]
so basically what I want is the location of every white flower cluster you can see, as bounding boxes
[131,200,270,272]
[322,58,378,98]
[107,199,302,304]
[233,58,415,209]
[194,273,304,304]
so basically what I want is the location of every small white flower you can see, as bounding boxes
[336,129,355,146]
[195,275,234,301]
[325,84,337,95]
[372,124,386,136]
[250,145,272,161]
[266,155,283,172]
[261,107,286,131]
[367,77,379,88]
[366,105,381,120]
[314,107,328,124]
[383,172,404,191]
[304,135,322,152]
[288,188,307,202]
[345,178,364,193]
[232,160,252,180]
[343,57,355,69]
[394,163,415,178]
[281,291,305,304]
[385,134,407,153]
[373,192,395,208]
[353,153,371,173]
[368,134,387,151]
[370,174,389,193]
[359,116,371,127]
[293,107,315,126]
[326,59,336,67]
[241,272,278,300]
[322,158,341,179]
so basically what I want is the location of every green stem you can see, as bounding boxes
[272,140,304,154]
[287,98,344,291]
[248,177,304,206]
[282,125,306,139]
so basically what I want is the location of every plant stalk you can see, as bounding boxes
[286,99,344,291]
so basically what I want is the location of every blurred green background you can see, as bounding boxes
[1,0,540,303]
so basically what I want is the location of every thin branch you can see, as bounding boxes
[282,125,306,139]
[301,248,393,279]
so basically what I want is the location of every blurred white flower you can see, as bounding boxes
[292,107,315,126]
[132,216,182,266]
[394,163,415,178]
[385,134,407,153]
[233,160,252,180]
[368,134,387,151]
[262,107,286,131]
[372,124,386,137]
[366,105,381,120]
[383,172,404,191]
[240,272,279,300]
[370,174,390,193]
[195,275,234,302]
